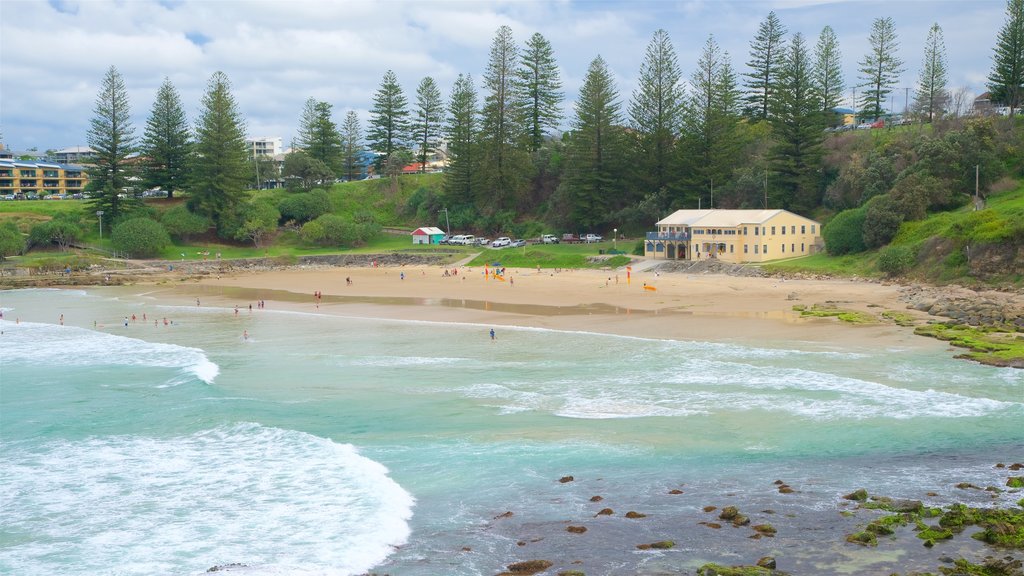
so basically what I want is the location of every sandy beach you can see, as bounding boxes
[149,262,947,355]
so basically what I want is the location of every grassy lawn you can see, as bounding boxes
[467,241,631,269]
[762,252,879,277]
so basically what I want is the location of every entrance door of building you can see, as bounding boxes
[667,244,676,259]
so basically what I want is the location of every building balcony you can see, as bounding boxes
[646,231,690,241]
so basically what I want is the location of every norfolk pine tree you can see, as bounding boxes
[812,26,845,115]
[914,23,949,123]
[988,0,1024,115]
[480,25,530,210]
[190,71,249,234]
[858,17,905,120]
[565,56,628,228]
[629,29,684,200]
[341,110,363,182]
[87,65,138,222]
[770,32,825,213]
[517,32,563,152]
[679,35,742,208]
[296,98,343,175]
[412,77,443,173]
[141,77,190,199]
[367,70,410,171]
[444,74,480,206]
[744,11,788,121]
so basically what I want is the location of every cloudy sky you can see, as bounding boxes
[0,0,1004,152]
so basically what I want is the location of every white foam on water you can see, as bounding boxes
[0,423,414,576]
[0,321,219,384]
[342,355,467,367]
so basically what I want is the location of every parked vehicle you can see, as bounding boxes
[491,237,511,248]
[562,234,582,244]
[541,234,559,244]
[438,235,451,245]
[449,234,474,245]
[584,233,603,243]
[476,237,491,246]
[510,239,526,248]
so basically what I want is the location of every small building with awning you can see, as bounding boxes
[411,226,446,245]
[645,209,822,263]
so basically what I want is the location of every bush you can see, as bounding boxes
[300,214,380,247]
[877,245,916,276]
[111,217,170,258]
[28,217,82,251]
[160,205,210,241]
[823,207,867,255]
[863,194,903,248]
[277,189,332,224]
[0,222,25,259]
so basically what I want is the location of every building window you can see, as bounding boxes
[754,227,759,236]
[791,226,796,234]
[791,243,795,253]
[744,244,748,253]
[782,244,785,253]
[729,244,734,253]
[801,243,805,252]
[763,245,768,254]
[754,245,759,254]
[811,225,816,233]
[801,225,806,234]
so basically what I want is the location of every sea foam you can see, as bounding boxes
[0,423,414,576]
[0,320,219,384]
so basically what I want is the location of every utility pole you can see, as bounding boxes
[904,87,910,115]
[440,207,450,236]
[710,178,714,209]
[764,169,768,209]
[975,165,980,209]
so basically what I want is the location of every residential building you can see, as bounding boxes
[53,146,96,164]
[246,136,283,158]
[645,209,822,264]
[0,160,89,197]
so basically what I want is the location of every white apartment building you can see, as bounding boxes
[246,137,283,158]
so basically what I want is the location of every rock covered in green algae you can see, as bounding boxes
[697,563,791,575]
[505,559,554,574]
[636,540,675,550]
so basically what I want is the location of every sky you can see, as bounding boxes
[0,0,1005,152]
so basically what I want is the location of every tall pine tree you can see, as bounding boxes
[444,74,480,206]
[190,71,249,233]
[517,32,563,152]
[367,70,410,171]
[679,35,742,209]
[480,25,529,210]
[295,98,343,175]
[87,65,138,222]
[812,26,845,115]
[858,17,905,120]
[341,110,363,182]
[988,0,1024,115]
[629,29,683,199]
[770,32,824,213]
[913,23,949,122]
[412,76,443,173]
[564,56,628,228]
[141,77,190,199]
[743,11,787,121]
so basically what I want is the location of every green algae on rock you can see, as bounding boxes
[914,323,1024,368]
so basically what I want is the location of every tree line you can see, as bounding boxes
[80,1,1023,249]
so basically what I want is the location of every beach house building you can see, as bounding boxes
[411,226,446,245]
[0,159,89,197]
[645,209,822,264]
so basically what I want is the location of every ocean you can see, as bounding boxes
[1,287,1022,575]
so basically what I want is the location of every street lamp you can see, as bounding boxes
[96,210,104,239]
[440,207,450,236]
[613,228,617,251]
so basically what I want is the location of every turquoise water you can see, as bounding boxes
[1,287,1022,575]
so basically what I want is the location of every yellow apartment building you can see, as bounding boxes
[645,209,823,263]
[0,160,89,197]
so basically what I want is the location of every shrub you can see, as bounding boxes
[863,194,903,248]
[823,207,867,255]
[111,217,170,258]
[301,214,379,247]
[277,189,332,224]
[877,245,916,276]
[160,205,210,241]
[28,218,82,251]
[0,222,25,259]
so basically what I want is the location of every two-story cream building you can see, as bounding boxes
[645,209,822,263]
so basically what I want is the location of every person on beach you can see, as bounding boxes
[60,314,64,325]
[196,298,200,306]
[124,316,129,327]
[490,328,495,341]
[243,330,248,341]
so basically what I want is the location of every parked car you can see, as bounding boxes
[476,237,491,246]
[856,122,873,130]
[438,235,451,245]
[491,237,511,248]
[541,234,559,244]
[510,239,526,248]
[584,233,603,243]
[449,234,473,245]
